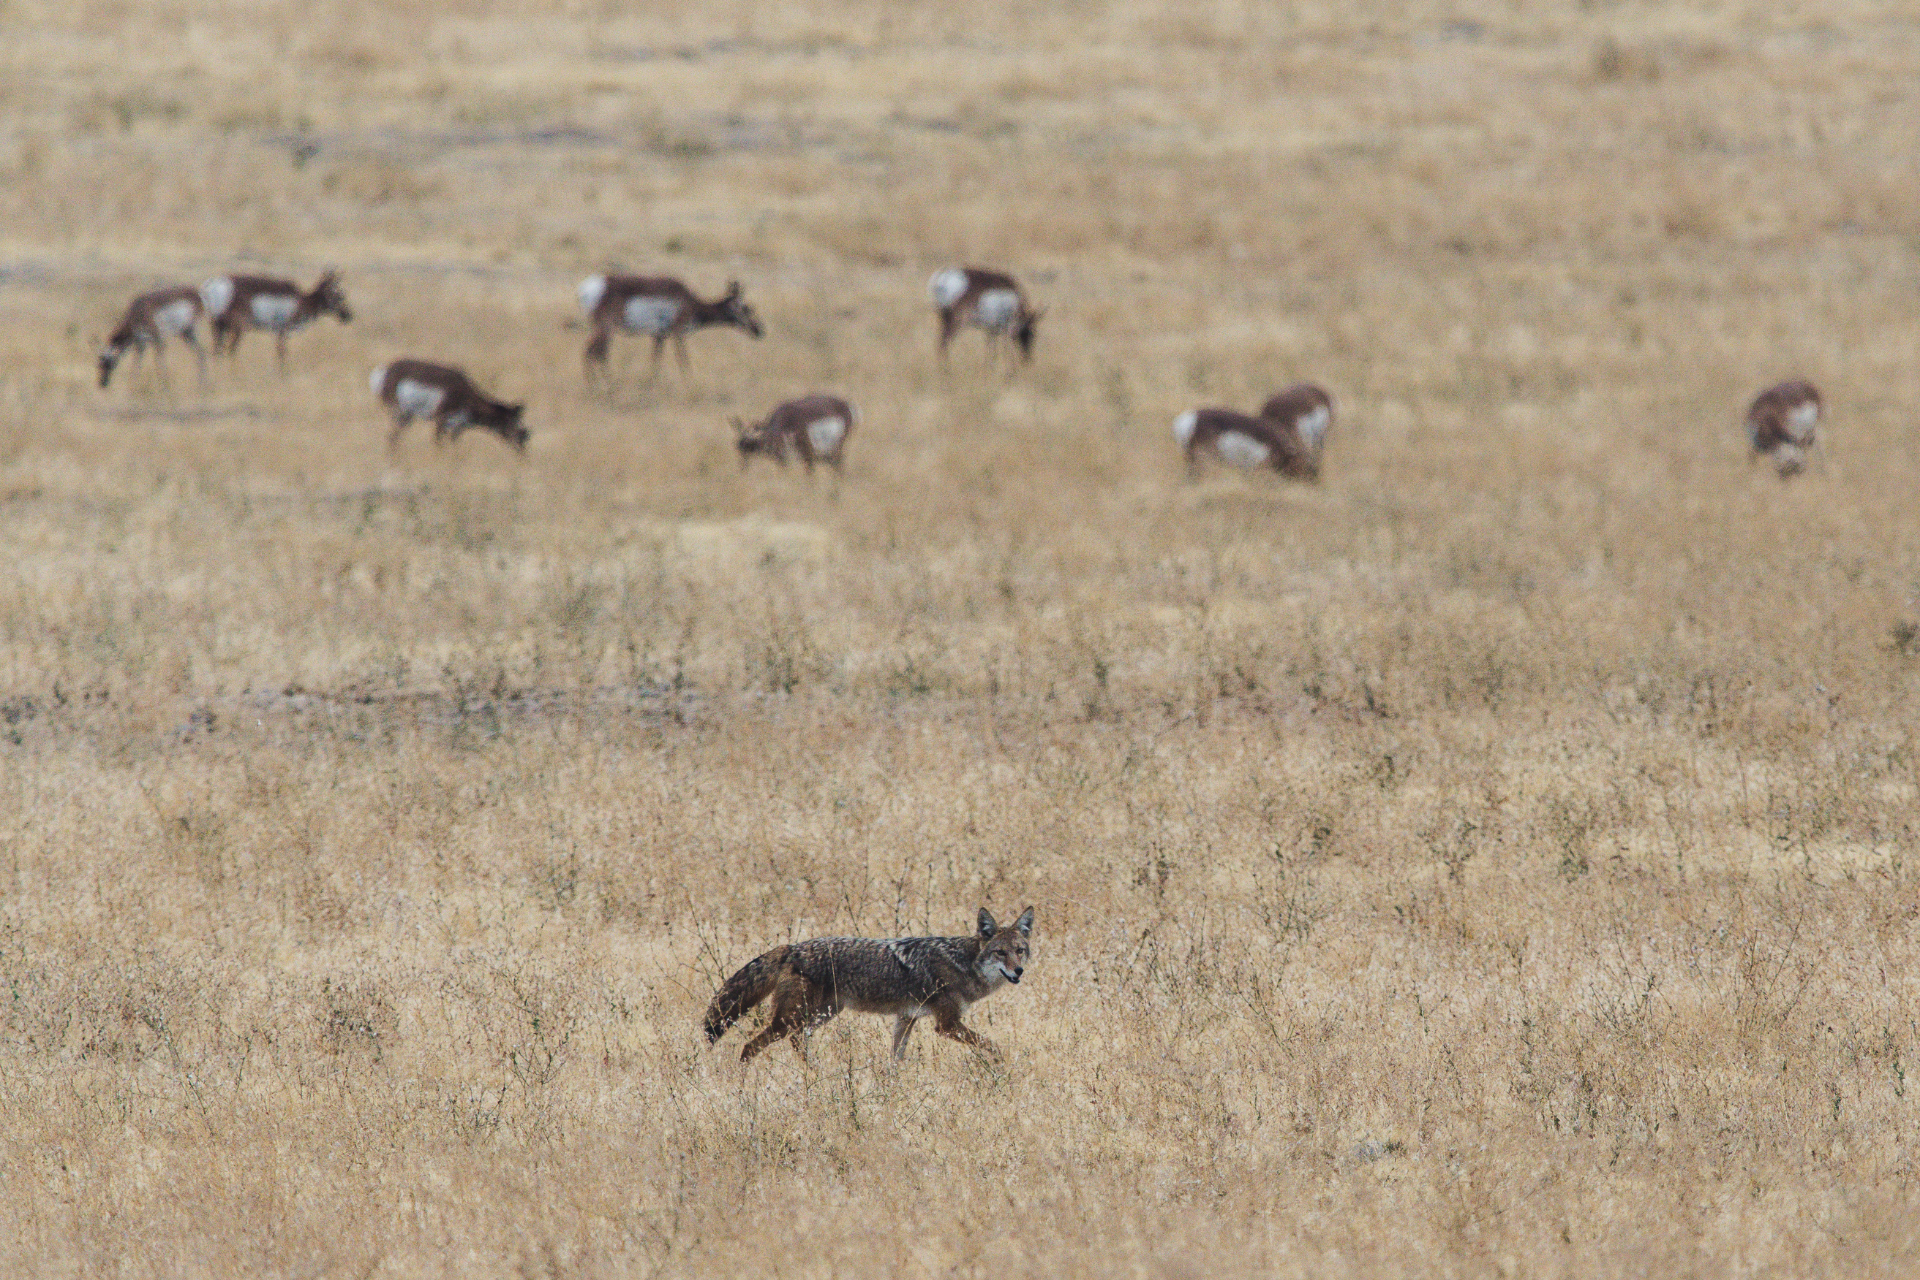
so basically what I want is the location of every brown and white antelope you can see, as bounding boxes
[98,286,206,388]
[733,394,856,473]
[929,266,1043,364]
[371,359,527,453]
[1746,380,1821,477]
[1175,383,1334,481]
[577,275,764,377]
[200,271,352,370]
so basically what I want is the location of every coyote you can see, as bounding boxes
[704,907,1034,1062]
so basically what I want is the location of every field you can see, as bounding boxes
[4,0,1920,1273]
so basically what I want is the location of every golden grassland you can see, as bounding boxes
[4,0,1920,1273]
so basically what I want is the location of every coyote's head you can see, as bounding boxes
[975,906,1034,985]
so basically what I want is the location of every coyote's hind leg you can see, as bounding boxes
[891,1015,918,1060]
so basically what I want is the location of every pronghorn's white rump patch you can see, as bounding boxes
[1217,431,1272,468]
[393,379,445,417]
[622,295,679,334]
[929,268,968,309]
[250,293,300,329]
[805,416,847,454]
[975,288,1020,328]
[1294,404,1331,451]
[199,277,234,318]
[155,299,198,335]
[1173,410,1199,447]
[577,275,607,315]
[369,365,389,397]
[1787,401,1819,442]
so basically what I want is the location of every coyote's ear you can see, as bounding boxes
[977,908,997,939]
[1014,906,1034,937]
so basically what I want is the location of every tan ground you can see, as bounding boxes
[3,0,1919,1274]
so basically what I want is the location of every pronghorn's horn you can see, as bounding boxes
[724,280,742,298]
[730,416,747,438]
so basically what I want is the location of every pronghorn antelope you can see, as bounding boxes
[1175,383,1334,480]
[1746,380,1821,477]
[200,271,352,370]
[577,274,764,376]
[370,360,527,453]
[98,286,206,388]
[733,394,856,473]
[929,266,1043,364]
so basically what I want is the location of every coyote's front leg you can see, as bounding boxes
[932,1008,1001,1061]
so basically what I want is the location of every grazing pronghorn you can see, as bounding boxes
[1746,380,1821,477]
[733,394,856,473]
[199,271,352,370]
[98,286,206,388]
[370,359,527,452]
[577,275,764,376]
[1175,383,1334,480]
[929,266,1043,364]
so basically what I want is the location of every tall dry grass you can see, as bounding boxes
[3,0,1919,1274]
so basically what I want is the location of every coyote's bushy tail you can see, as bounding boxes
[704,948,786,1044]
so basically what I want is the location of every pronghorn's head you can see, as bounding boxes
[97,314,143,387]
[732,416,785,467]
[720,282,764,339]
[492,402,529,453]
[97,339,127,388]
[310,271,352,323]
[1012,306,1043,361]
[975,907,1035,986]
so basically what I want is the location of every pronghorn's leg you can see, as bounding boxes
[180,327,208,388]
[672,329,691,374]
[936,312,956,363]
[274,330,288,374]
[891,1015,916,1060]
[387,412,413,451]
[583,326,611,376]
[649,333,667,376]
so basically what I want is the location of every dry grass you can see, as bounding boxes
[4,0,1920,1274]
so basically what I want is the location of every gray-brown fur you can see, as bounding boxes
[733,394,856,473]
[99,285,206,388]
[705,907,1034,1062]
[1746,380,1821,477]
[578,274,764,376]
[371,358,527,453]
[201,271,351,370]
